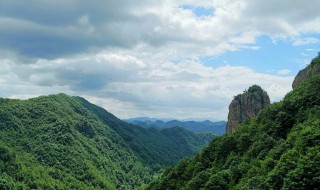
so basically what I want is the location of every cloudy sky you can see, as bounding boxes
[1,0,320,120]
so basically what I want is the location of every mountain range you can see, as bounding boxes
[0,94,210,189]
[125,118,226,135]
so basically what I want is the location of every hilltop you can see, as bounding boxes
[0,94,209,189]
[226,85,270,133]
[293,57,320,89]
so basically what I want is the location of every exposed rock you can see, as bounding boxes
[292,57,320,89]
[226,85,270,134]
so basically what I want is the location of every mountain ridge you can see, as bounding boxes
[0,93,209,189]
[292,57,320,89]
[126,119,226,135]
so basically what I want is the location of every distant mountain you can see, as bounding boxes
[124,117,175,122]
[126,118,226,135]
[0,94,209,189]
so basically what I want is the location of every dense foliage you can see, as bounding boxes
[309,57,320,68]
[0,94,208,189]
[147,76,320,190]
[75,97,208,167]
[127,119,226,135]
[247,84,265,94]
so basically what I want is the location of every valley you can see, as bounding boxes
[0,94,210,189]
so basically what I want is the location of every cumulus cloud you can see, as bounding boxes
[0,51,293,120]
[1,0,320,59]
[0,0,317,120]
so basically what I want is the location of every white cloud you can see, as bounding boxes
[293,37,320,46]
[0,0,318,120]
[277,69,291,75]
[1,0,320,58]
[0,52,293,120]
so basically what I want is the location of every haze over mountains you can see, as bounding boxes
[126,118,226,135]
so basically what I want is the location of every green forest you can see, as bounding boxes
[147,60,320,189]
[1,58,320,190]
[0,94,209,189]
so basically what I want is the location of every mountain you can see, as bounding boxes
[75,97,208,167]
[0,94,208,189]
[124,117,175,122]
[147,59,320,190]
[126,119,226,135]
[226,85,270,133]
[292,56,320,89]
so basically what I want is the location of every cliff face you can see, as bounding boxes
[226,85,270,134]
[293,58,320,89]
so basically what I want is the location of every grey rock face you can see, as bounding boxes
[226,85,270,134]
[292,58,320,89]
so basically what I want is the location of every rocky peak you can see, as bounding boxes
[292,57,320,89]
[226,85,270,134]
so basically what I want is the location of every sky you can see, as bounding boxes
[0,0,320,121]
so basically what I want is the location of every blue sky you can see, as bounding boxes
[0,0,320,120]
[201,34,320,76]
[180,5,215,17]
[180,4,319,76]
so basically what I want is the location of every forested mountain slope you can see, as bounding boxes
[148,63,320,189]
[0,94,208,189]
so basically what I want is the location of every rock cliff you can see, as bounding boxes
[226,85,270,134]
[292,57,320,89]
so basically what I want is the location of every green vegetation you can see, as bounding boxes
[0,94,208,189]
[247,84,264,94]
[196,132,217,144]
[147,76,320,190]
[75,97,207,167]
[310,57,320,68]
